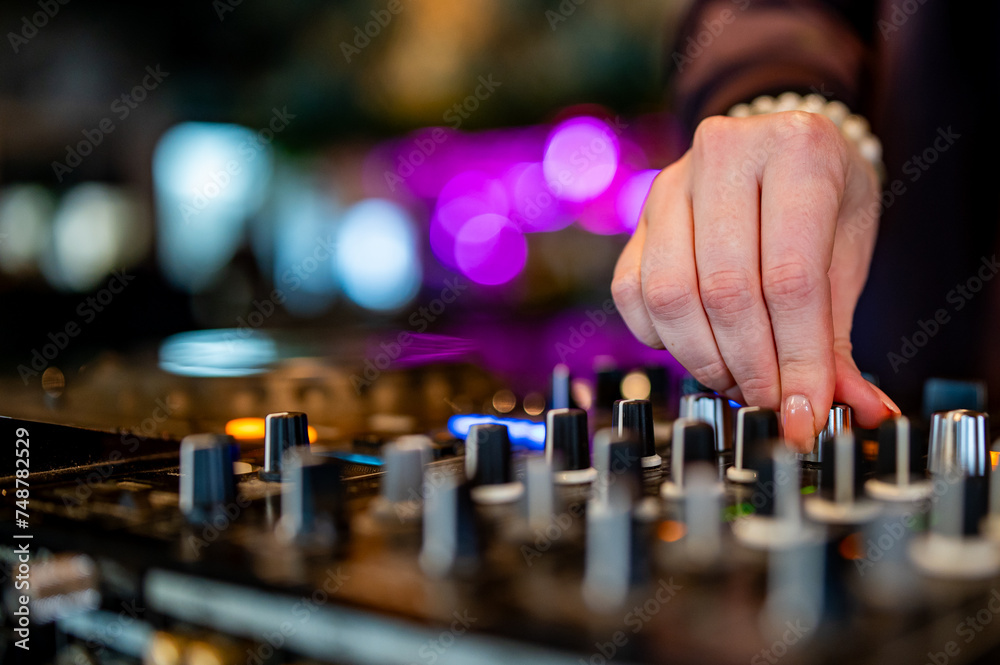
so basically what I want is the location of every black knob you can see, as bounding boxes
[465,424,513,486]
[593,428,644,501]
[545,408,590,471]
[612,399,656,459]
[679,420,716,465]
[179,433,236,520]
[865,416,934,502]
[260,412,310,481]
[661,418,717,499]
[280,450,348,542]
[729,406,778,483]
[819,434,865,498]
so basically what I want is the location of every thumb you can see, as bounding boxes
[833,352,900,428]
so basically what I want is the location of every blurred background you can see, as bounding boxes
[0,0,691,440]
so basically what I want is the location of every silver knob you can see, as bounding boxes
[679,392,731,452]
[799,404,851,464]
[928,410,989,477]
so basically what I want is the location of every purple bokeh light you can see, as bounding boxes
[542,117,620,203]
[503,162,573,233]
[454,213,527,285]
[430,171,510,268]
[616,169,659,232]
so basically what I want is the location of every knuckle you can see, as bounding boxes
[762,262,822,311]
[776,111,848,177]
[689,359,733,391]
[693,115,738,155]
[737,375,780,407]
[699,269,757,318]
[643,278,698,321]
[611,271,642,310]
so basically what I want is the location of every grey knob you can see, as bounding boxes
[799,404,851,464]
[179,433,236,520]
[260,411,310,481]
[929,410,990,477]
[382,436,432,503]
[583,482,655,609]
[419,478,481,577]
[679,392,731,453]
[279,449,348,542]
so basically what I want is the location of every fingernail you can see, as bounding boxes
[782,394,815,452]
[869,383,901,416]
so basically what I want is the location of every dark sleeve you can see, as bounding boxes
[670,0,878,136]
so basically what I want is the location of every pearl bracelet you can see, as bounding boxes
[727,92,884,182]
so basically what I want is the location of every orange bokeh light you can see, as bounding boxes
[225,417,317,443]
[657,520,687,543]
[838,532,865,560]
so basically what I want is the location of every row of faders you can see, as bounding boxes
[163,390,1000,663]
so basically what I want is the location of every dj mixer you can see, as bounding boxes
[3,364,1000,665]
